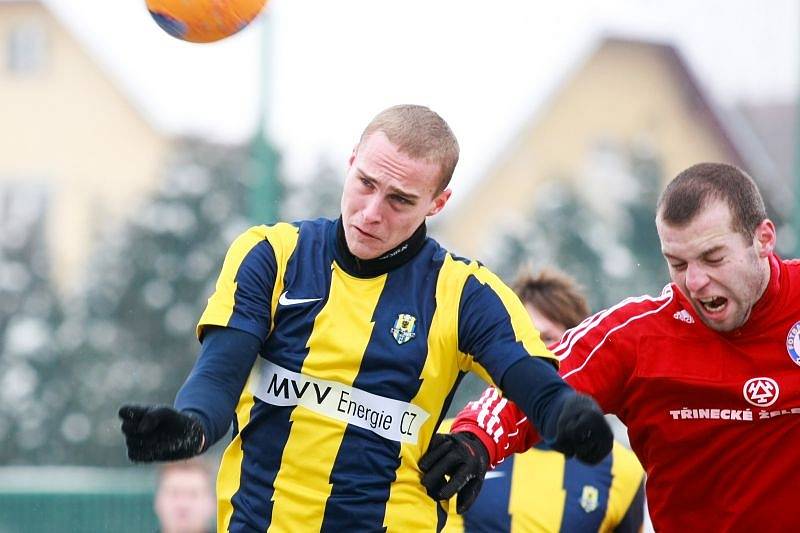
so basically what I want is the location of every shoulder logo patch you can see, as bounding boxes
[391,314,417,345]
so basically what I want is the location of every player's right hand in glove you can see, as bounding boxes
[118,405,205,462]
[550,393,612,464]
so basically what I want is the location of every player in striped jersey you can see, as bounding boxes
[443,270,644,533]
[423,162,800,531]
[118,105,613,532]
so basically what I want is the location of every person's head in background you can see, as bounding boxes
[154,460,215,533]
[513,268,590,345]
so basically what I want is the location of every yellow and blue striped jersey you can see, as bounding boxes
[441,421,645,533]
[196,218,555,532]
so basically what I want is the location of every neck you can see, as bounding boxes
[755,256,772,302]
[335,218,427,278]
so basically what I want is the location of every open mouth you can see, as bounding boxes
[698,296,728,315]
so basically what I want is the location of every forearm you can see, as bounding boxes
[451,357,569,465]
[499,356,572,441]
[175,326,261,448]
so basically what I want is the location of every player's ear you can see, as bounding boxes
[347,143,358,170]
[754,219,776,258]
[427,188,452,217]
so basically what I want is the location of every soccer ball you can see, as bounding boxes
[145,0,268,43]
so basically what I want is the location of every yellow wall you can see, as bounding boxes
[0,1,171,290]
[438,39,741,262]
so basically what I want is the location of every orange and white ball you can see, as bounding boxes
[145,0,268,43]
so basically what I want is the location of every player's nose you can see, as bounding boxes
[361,195,383,223]
[685,263,710,293]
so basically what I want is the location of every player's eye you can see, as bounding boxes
[392,195,411,205]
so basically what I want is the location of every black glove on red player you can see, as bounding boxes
[550,393,613,464]
[419,432,489,514]
[118,405,204,462]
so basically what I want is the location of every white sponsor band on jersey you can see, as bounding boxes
[251,359,430,444]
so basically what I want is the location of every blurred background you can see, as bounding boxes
[0,0,797,530]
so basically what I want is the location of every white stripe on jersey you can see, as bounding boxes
[467,387,495,413]
[559,287,675,380]
[475,388,500,428]
[554,285,674,360]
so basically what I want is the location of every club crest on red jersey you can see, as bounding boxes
[742,377,779,407]
[786,321,800,366]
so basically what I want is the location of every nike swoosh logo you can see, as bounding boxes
[484,471,506,480]
[279,291,322,306]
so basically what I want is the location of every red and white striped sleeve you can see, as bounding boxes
[450,386,536,467]
[452,286,675,465]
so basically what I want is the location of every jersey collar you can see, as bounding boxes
[332,217,427,278]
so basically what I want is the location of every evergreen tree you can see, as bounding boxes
[0,186,65,464]
[285,155,343,221]
[496,179,611,310]
[617,145,668,298]
[50,138,265,465]
[495,147,668,312]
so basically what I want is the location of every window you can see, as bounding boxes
[0,180,50,254]
[6,21,48,75]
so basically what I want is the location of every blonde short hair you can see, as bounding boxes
[360,104,459,192]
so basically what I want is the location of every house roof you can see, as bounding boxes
[596,39,797,223]
[448,35,793,227]
[1,0,168,135]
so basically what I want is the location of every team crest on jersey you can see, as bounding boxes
[579,485,599,513]
[785,321,800,366]
[742,377,780,407]
[391,314,417,344]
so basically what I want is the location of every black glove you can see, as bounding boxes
[419,432,489,514]
[550,393,613,464]
[118,405,204,462]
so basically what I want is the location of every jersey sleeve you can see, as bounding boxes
[457,268,556,384]
[196,225,282,342]
[450,386,538,467]
[552,295,658,413]
[451,292,662,465]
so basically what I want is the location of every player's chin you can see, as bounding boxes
[350,242,382,260]
[701,308,742,332]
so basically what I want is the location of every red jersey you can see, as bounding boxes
[453,254,800,532]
